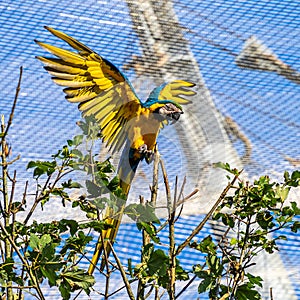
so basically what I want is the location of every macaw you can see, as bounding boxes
[35,26,196,274]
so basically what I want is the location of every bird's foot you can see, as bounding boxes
[138,144,148,154]
[138,144,154,164]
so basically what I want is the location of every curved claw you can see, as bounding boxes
[138,144,154,164]
[145,151,154,164]
[138,144,148,153]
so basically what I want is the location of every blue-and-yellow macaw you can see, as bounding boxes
[35,26,196,274]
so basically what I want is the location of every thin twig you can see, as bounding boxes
[156,187,197,234]
[175,189,199,207]
[3,66,23,139]
[156,219,169,233]
[137,197,146,299]
[0,155,21,167]
[23,175,52,225]
[150,151,160,206]
[23,167,73,225]
[91,229,111,299]
[1,109,14,300]
[173,176,178,210]
[106,278,138,298]
[172,178,187,223]
[73,289,83,300]
[173,204,184,224]
[176,172,241,256]
[175,274,197,299]
[230,214,251,299]
[108,241,135,300]
[144,285,154,299]
[22,181,28,207]
[159,159,172,215]
[176,176,186,203]
[8,170,17,213]
[9,171,17,258]
[159,159,176,300]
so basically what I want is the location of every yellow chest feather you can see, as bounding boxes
[129,108,161,151]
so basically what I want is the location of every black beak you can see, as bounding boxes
[172,111,183,121]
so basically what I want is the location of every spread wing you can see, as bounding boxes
[35,26,142,153]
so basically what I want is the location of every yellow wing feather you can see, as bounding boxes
[35,27,142,153]
[158,80,196,104]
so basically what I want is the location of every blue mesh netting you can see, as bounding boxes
[0,0,299,299]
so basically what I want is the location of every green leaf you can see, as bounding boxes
[107,175,120,192]
[85,180,101,197]
[235,283,261,300]
[275,186,290,202]
[198,276,214,293]
[230,237,238,245]
[79,220,106,233]
[144,242,154,252]
[291,221,300,233]
[291,201,300,214]
[175,261,189,281]
[221,214,235,228]
[59,283,71,300]
[10,201,24,212]
[40,234,52,248]
[60,269,95,293]
[276,235,287,241]
[27,160,57,177]
[282,206,294,217]
[207,254,223,276]
[61,179,82,189]
[246,273,263,288]
[193,264,203,275]
[60,219,79,236]
[212,162,240,175]
[194,269,208,279]
[148,249,168,276]
[137,222,160,243]
[29,233,40,250]
[256,211,274,230]
[70,148,83,159]
[73,134,84,146]
[189,235,217,255]
[284,171,290,182]
[284,170,300,187]
[125,203,160,223]
[29,233,52,250]
[27,161,37,169]
[40,265,58,286]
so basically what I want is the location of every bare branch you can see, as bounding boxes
[175,189,199,207]
[150,151,160,206]
[3,66,23,139]
[175,274,197,299]
[108,241,135,300]
[176,172,241,256]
